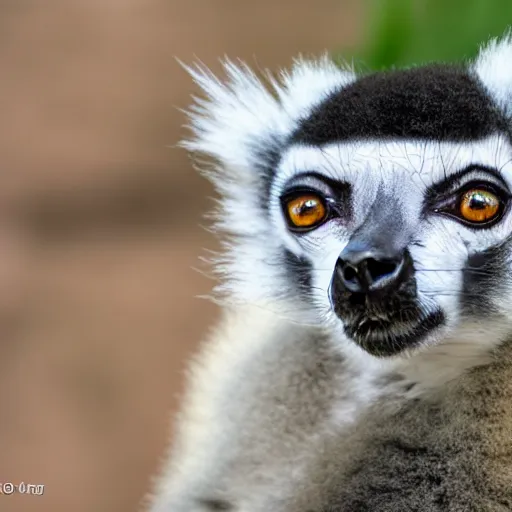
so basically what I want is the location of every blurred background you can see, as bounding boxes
[1,2,511,511]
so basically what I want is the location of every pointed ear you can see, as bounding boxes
[473,31,512,118]
[180,56,356,184]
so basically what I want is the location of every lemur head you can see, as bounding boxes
[183,33,512,357]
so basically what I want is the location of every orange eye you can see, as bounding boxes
[459,189,501,223]
[285,193,327,230]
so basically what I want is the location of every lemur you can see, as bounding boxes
[148,33,512,511]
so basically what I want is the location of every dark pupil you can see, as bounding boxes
[300,199,316,214]
[468,192,488,210]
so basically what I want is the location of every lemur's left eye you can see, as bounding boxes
[283,192,327,231]
[434,182,508,228]
[459,188,501,223]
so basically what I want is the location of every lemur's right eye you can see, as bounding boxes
[282,192,327,231]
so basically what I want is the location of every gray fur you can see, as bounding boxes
[291,339,512,512]
[150,310,365,512]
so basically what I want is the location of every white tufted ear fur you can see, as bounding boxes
[180,56,356,182]
[473,31,512,118]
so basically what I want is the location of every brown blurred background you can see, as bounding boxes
[0,2,362,511]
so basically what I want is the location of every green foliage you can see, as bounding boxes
[348,0,512,70]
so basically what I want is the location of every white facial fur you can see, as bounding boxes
[271,135,512,351]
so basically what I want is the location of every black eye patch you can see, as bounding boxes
[461,241,510,317]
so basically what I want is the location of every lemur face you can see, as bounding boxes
[183,35,512,357]
[270,66,512,356]
[273,135,512,356]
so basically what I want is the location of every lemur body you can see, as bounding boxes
[149,34,512,511]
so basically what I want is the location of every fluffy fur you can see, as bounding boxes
[148,32,512,511]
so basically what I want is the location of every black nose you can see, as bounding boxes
[336,247,406,294]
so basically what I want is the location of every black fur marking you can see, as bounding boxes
[343,309,445,357]
[462,240,511,317]
[198,498,233,511]
[283,249,313,298]
[291,65,507,145]
[403,382,418,393]
[252,141,283,211]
